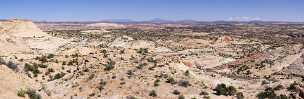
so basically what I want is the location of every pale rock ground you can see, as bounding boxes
[0,65,50,99]
[0,19,46,37]
[0,19,69,55]
[0,19,69,99]
[86,23,126,29]
[1,19,304,99]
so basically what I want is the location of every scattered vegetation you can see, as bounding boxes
[26,89,41,99]
[213,83,237,96]
[154,79,160,87]
[47,54,55,59]
[24,63,40,77]
[287,82,298,92]
[173,90,180,95]
[136,63,147,69]
[17,89,26,97]
[184,70,190,76]
[53,72,65,80]
[199,91,208,95]
[126,96,137,99]
[178,95,185,99]
[256,87,288,99]
[149,90,157,97]
[35,56,48,63]
[17,88,41,99]
[98,79,107,91]
[236,92,244,99]
[137,48,148,55]
[104,59,115,71]
[166,77,177,84]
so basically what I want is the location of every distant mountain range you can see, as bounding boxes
[33,18,304,25]
[102,18,304,24]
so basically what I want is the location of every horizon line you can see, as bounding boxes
[1,18,304,23]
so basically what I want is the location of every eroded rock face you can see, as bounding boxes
[0,65,43,99]
[109,35,134,48]
[0,19,47,37]
[0,34,30,55]
[282,52,304,76]
[0,19,69,55]
[109,36,155,49]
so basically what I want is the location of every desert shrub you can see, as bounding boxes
[45,68,54,75]
[256,59,274,69]
[104,59,115,71]
[214,83,227,95]
[89,93,95,97]
[47,54,55,59]
[98,79,107,91]
[127,70,134,76]
[26,89,41,99]
[166,77,177,84]
[147,57,156,63]
[24,63,40,77]
[67,61,73,65]
[53,72,65,80]
[33,63,48,68]
[173,90,180,95]
[38,64,48,68]
[261,80,270,85]
[47,68,54,73]
[54,59,59,63]
[149,90,157,97]
[126,96,137,99]
[236,65,250,74]
[274,84,284,90]
[203,95,211,99]
[236,92,244,99]
[88,74,95,80]
[126,70,134,78]
[100,49,107,54]
[35,56,48,63]
[287,82,298,92]
[137,48,148,55]
[154,79,160,87]
[184,70,190,76]
[62,61,66,65]
[256,87,276,99]
[101,50,108,58]
[19,58,24,62]
[214,83,237,96]
[17,89,26,97]
[120,81,126,85]
[71,53,79,58]
[178,95,185,99]
[227,86,237,96]
[279,94,288,99]
[261,59,274,65]
[136,63,147,69]
[200,91,208,95]
[178,80,190,87]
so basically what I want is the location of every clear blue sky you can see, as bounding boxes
[0,0,303,21]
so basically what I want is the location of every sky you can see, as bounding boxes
[0,0,303,21]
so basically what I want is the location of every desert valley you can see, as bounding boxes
[1,19,304,99]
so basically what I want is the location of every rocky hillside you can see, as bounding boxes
[1,20,304,99]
